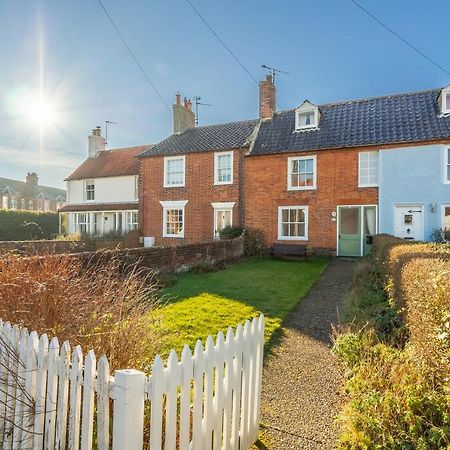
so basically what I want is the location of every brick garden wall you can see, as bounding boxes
[139,148,245,246]
[53,236,244,274]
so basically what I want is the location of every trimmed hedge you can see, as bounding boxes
[334,235,450,448]
[0,210,59,241]
[373,234,450,379]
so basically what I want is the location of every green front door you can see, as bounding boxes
[338,206,362,257]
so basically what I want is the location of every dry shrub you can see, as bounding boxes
[0,252,160,371]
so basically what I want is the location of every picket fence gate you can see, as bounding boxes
[0,314,264,450]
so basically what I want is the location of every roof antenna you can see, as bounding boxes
[105,120,118,147]
[261,64,289,86]
[193,96,211,126]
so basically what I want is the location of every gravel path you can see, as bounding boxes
[257,258,355,449]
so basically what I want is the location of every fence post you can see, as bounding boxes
[112,369,146,450]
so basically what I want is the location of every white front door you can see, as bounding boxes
[214,209,233,238]
[394,205,423,240]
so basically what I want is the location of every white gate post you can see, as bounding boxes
[112,369,146,450]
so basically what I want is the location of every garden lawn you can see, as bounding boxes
[153,257,328,356]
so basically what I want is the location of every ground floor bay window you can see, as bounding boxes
[160,201,188,238]
[67,210,138,236]
[277,206,308,240]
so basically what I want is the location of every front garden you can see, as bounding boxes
[153,257,328,356]
[0,252,328,372]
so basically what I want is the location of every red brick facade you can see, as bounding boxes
[244,147,378,252]
[140,148,245,246]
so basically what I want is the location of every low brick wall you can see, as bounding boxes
[73,237,244,274]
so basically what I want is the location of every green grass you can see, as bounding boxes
[153,257,328,356]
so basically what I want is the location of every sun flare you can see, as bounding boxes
[28,99,55,126]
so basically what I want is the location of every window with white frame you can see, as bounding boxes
[164,156,185,187]
[445,148,450,183]
[214,151,233,184]
[278,206,308,240]
[288,156,317,190]
[440,86,450,114]
[127,211,138,230]
[10,197,17,210]
[443,206,450,240]
[161,200,187,238]
[85,179,95,200]
[358,151,379,187]
[295,101,320,131]
[75,213,89,234]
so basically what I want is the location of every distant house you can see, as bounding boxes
[59,127,152,236]
[0,172,66,212]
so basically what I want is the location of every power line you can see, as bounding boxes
[96,0,171,111]
[350,0,450,76]
[183,0,259,85]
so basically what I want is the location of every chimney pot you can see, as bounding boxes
[173,92,196,133]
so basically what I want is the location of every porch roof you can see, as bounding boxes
[58,201,138,213]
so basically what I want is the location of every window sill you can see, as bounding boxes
[287,186,316,191]
[163,184,185,188]
[358,184,378,188]
[214,181,233,186]
[293,126,319,133]
[277,236,308,241]
[163,234,184,239]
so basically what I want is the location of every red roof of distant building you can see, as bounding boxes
[65,145,153,181]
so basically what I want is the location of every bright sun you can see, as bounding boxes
[28,100,55,126]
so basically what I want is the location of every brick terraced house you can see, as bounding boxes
[60,126,153,236]
[138,79,450,255]
[139,94,258,246]
[246,83,450,256]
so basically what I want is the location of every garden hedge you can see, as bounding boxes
[373,234,450,379]
[0,210,59,241]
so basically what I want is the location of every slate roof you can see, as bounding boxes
[251,88,450,155]
[139,119,258,157]
[0,177,66,201]
[66,145,152,181]
[58,201,138,212]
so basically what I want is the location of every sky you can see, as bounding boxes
[0,0,449,189]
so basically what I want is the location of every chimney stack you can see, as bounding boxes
[88,126,106,158]
[26,172,39,187]
[173,93,195,134]
[259,74,276,119]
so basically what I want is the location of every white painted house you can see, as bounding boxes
[60,127,152,236]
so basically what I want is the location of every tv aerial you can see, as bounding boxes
[261,64,289,86]
[105,120,118,146]
[193,97,211,126]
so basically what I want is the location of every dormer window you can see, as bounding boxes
[295,100,320,131]
[439,85,450,115]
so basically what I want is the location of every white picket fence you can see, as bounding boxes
[0,315,264,449]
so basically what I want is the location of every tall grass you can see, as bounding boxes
[0,252,159,371]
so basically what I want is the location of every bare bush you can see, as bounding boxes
[0,252,160,371]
